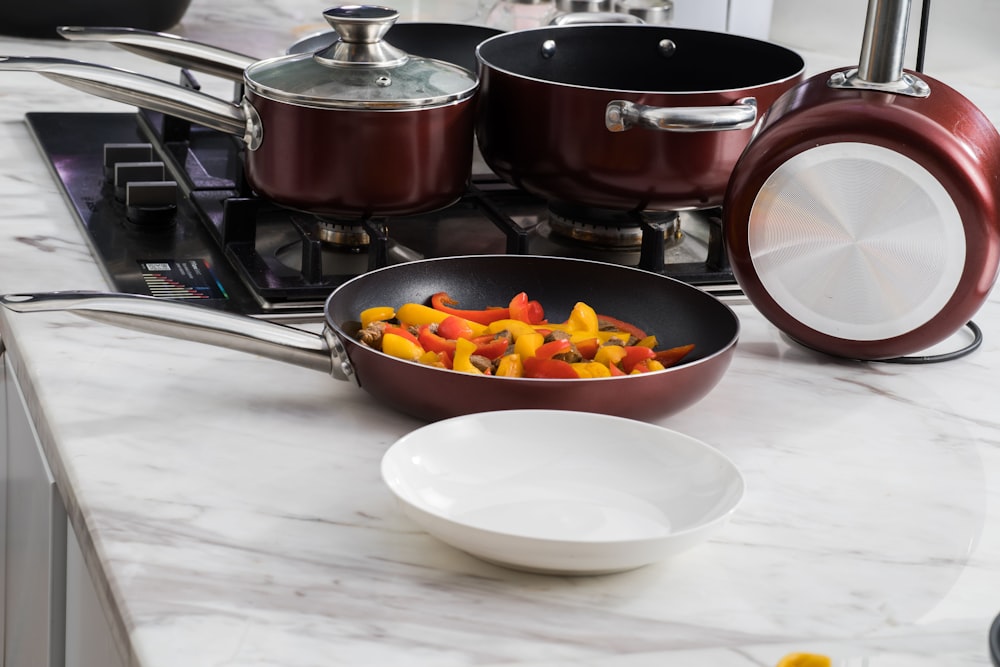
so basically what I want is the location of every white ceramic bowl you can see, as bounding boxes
[381,410,745,575]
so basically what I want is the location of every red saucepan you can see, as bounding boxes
[0,256,739,422]
[474,23,805,212]
[723,0,1000,360]
[0,6,479,217]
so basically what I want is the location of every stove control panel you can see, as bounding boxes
[104,142,179,228]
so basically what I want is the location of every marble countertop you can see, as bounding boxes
[1,1,1000,665]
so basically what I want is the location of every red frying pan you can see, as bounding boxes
[0,256,739,422]
[723,0,1000,360]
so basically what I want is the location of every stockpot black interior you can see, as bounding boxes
[477,24,805,92]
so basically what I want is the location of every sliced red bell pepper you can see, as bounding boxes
[534,338,572,360]
[430,292,510,325]
[469,335,510,360]
[653,343,695,368]
[437,315,476,341]
[596,314,648,341]
[620,345,656,373]
[508,291,546,324]
[574,337,600,360]
[417,326,456,355]
[523,356,579,379]
[418,326,510,360]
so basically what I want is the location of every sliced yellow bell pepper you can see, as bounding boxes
[514,332,545,359]
[396,303,487,335]
[452,337,484,374]
[486,318,538,339]
[636,335,658,349]
[571,361,612,378]
[566,301,599,333]
[381,332,424,361]
[360,306,395,328]
[417,350,448,369]
[594,344,627,367]
[495,353,524,377]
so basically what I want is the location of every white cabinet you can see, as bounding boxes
[65,525,126,667]
[1,346,6,664]
[2,352,127,667]
[3,354,67,667]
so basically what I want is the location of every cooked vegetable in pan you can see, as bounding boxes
[356,291,695,379]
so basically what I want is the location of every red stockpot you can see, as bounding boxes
[0,6,479,218]
[723,0,1000,360]
[474,24,805,212]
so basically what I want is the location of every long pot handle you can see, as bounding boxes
[57,26,255,82]
[0,292,355,382]
[605,96,757,133]
[0,56,261,148]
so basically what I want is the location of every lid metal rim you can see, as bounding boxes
[244,80,478,110]
[243,51,478,110]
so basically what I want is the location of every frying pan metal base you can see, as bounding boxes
[747,140,966,343]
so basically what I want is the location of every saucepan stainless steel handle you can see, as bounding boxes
[0,56,261,148]
[605,96,758,133]
[56,26,255,82]
[0,292,355,383]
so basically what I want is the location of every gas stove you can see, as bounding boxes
[26,99,739,322]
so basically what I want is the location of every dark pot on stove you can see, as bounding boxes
[0,0,192,38]
[475,24,805,212]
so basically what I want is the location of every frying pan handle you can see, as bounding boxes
[0,292,355,383]
[0,56,261,149]
[56,26,255,82]
[605,97,757,133]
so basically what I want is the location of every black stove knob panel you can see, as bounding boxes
[102,143,153,181]
[125,181,179,229]
[113,161,165,202]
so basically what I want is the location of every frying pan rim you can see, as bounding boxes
[475,24,806,97]
[323,254,741,381]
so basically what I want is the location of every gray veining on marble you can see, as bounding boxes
[1,1,1000,666]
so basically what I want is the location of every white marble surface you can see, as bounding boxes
[1,1,1000,666]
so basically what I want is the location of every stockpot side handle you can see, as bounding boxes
[57,26,254,82]
[0,292,355,383]
[606,97,757,133]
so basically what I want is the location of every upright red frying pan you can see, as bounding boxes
[723,0,1000,360]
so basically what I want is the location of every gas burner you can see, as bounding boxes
[25,107,740,321]
[315,219,370,247]
[545,201,682,249]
